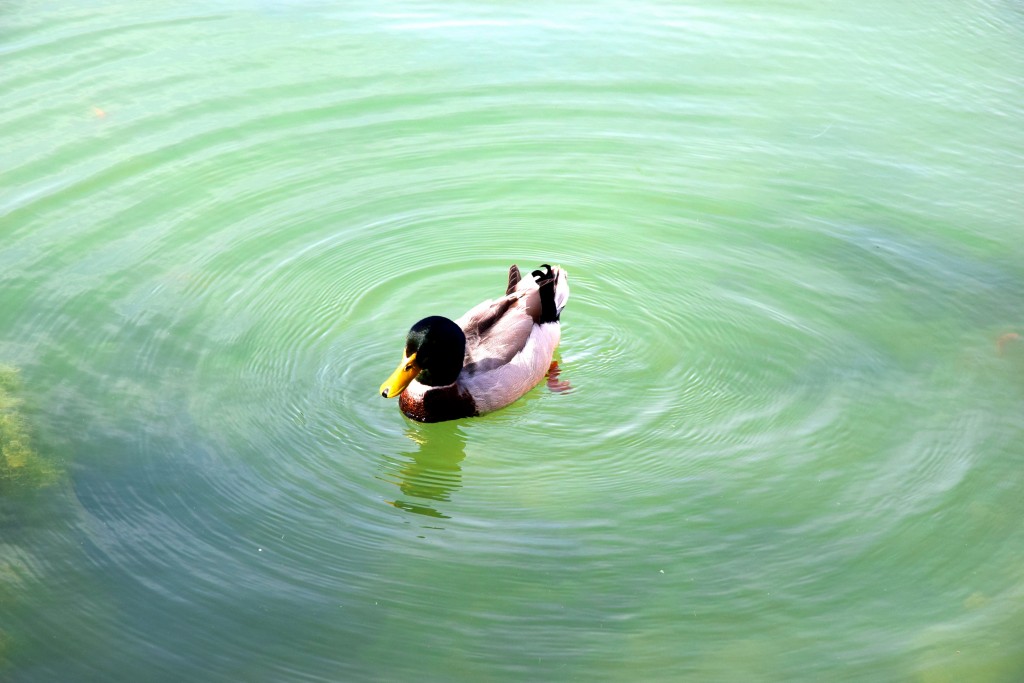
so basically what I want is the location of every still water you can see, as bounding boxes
[2,0,1023,680]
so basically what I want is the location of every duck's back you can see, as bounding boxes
[455,264,569,414]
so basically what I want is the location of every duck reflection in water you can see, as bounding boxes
[384,421,466,519]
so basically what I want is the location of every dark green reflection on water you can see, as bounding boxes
[384,422,466,520]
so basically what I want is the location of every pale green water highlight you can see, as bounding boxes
[2,1,1024,681]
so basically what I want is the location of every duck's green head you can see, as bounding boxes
[379,316,466,398]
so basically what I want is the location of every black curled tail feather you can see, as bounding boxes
[532,264,559,323]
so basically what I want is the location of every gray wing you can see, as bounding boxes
[456,266,543,375]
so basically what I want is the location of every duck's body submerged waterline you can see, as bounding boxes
[379,264,570,423]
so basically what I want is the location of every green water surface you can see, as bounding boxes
[2,0,1023,681]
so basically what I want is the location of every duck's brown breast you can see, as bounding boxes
[399,384,478,423]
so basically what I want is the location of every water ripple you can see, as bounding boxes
[3,2,1023,679]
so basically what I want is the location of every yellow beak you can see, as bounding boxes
[379,351,419,398]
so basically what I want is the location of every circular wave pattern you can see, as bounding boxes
[2,1,1024,681]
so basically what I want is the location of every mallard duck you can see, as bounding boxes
[379,264,570,422]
